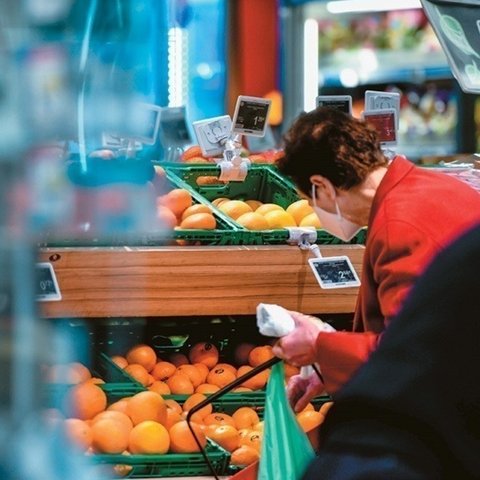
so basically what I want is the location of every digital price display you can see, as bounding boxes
[316,95,352,115]
[159,106,191,146]
[232,96,271,137]
[308,256,360,289]
[36,263,61,301]
[362,109,398,147]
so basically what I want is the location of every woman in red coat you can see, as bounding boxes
[273,107,480,408]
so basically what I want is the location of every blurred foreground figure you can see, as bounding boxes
[303,224,480,479]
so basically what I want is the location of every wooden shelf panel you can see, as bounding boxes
[39,245,365,318]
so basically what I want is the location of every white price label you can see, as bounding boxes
[308,256,360,289]
[36,262,61,301]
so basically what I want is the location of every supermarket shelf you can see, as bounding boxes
[38,244,364,318]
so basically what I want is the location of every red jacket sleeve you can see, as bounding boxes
[317,221,442,395]
[316,331,378,394]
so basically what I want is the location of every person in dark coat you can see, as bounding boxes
[302,223,480,480]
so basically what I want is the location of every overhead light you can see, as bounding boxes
[304,18,319,112]
[326,0,422,14]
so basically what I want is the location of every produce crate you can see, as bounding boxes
[165,164,366,245]
[89,440,231,478]
[43,351,146,409]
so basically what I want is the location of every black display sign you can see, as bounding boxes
[308,256,360,289]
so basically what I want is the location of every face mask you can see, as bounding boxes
[311,184,363,242]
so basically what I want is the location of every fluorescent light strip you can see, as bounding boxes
[326,0,422,14]
[304,18,319,112]
[168,27,187,107]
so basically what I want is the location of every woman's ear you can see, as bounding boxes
[310,175,336,201]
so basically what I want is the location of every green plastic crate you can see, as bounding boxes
[166,164,366,245]
[89,439,230,478]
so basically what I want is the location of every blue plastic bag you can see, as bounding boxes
[258,362,315,480]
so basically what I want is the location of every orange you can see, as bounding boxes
[253,421,264,433]
[203,413,236,428]
[165,408,183,430]
[124,364,150,387]
[182,393,212,423]
[319,401,334,417]
[284,363,300,378]
[248,345,275,367]
[196,175,222,185]
[166,373,194,395]
[245,200,263,211]
[237,428,252,442]
[151,361,177,381]
[67,382,107,420]
[63,418,92,451]
[234,343,256,365]
[193,363,209,383]
[91,418,130,454]
[236,212,269,230]
[147,374,156,386]
[157,188,192,218]
[300,403,315,412]
[232,407,260,430]
[87,377,105,385]
[206,367,236,388]
[126,344,157,373]
[126,391,168,426]
[165,399,182,415]
[48,362,91,384]
[111,356,128,369]
[177,364,204,388]
[149,381,171,395]
[236,365,269,390]
[185,157,210,164]
[157,205,178,229]
[212,197,229,207]
[215,363,237,376]
[168,353,189,367]
[181,204,212,221]
[182,145,203,161]
[263,209,296,228]
[232,387,252,392]
[239,430,262,453]
[188,342,218,368]
[189,342,219,368]
[129,420,170,454]
[296,410,325,432]
[249,154,267,164]
[169,420,207,453]
[107,399,130,415]
[179,212,216,230]
[195,383,220,394]
[206,424,240,452]
[299,212,322,228]
[255,203,283,217]
[218,200,253,220]
[230,445,260,466]
[92,411,133,434]
[286,199,314,226]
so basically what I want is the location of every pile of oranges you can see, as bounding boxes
[212,198,321,230]
[43,341,333,470]
[110,342,299,395]
[180,145,284,165]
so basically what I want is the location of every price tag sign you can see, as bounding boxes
[36,262,61,301]
[308,256,360,289]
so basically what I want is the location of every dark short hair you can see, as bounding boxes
[278,108,388,196]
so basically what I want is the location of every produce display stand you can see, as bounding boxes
[38,243,364,319]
